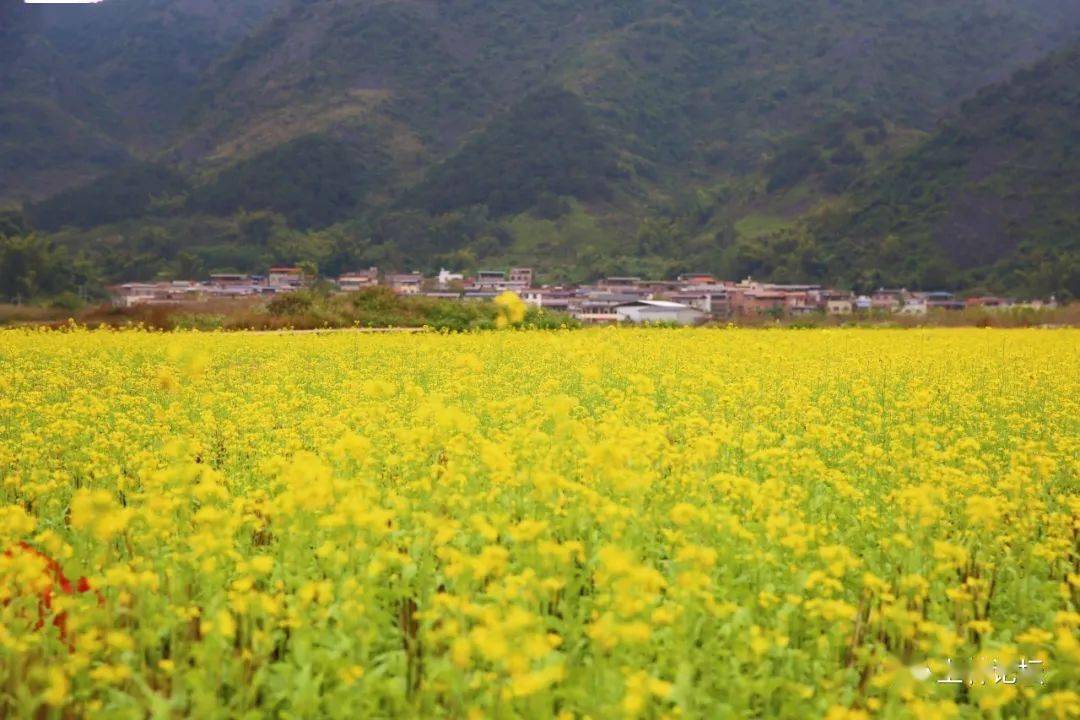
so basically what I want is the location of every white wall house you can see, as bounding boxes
[899,298,928,315]
[826,299,853,315]
[437,268,464,287]
[615,300,705,326]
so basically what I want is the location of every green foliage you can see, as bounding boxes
[0,209,27,237]
[0,0,278,201]
[0,97,129,202]
[807,45,1080,297]
[0,233,92,302]
[266,291,315,317]
[766,143,825,192]
[407,88,619,216]
[26,163,188,231]
[252,286,578,332]
[2,0,1078,297]
[189,135,387,229]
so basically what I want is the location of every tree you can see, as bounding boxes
[0,234,70,302]
[0,209,27,237]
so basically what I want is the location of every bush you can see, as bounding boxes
[267,292,315,316]
[348,286,402,312]
[49,291,85,312]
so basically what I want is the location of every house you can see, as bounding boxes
[826,299,853,315]
[668,291,715,315]
[598,277,642,292]
[574,293,638,323]
[732,290,787,315]
[387,272,423,295]
[204,283,264,298]
[523,288,576,312]
[470,268,533,292]
[463,290,499,302]
[437,269,464,288]
[522,289,544,308]
[636,280,682,296]
[871,288,906,311]
[677,273,716,286]
[268,267,306,288]
[762,283,823,295]
[965,296,1009,309]
[615,300,705,326]
[899,298,928,315]
[474,270,507,289]
[338,267,379,292]
[209,273,250,288]
[508,267,534,287]
[784,292,819,316]
[673,284,735,316]
[111,281,201,307]
[925,291,964,311]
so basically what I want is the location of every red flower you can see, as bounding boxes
[3,542,101,643]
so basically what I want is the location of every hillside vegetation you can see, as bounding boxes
[2,0,1079,298]
[809,46,1080,296]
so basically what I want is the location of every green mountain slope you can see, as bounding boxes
[180,0,1079,194]
[805,45,1080,296]
[404,88,621,217]
[2,0,1079,297]
[0,16,129,201]
[0,0,281,201]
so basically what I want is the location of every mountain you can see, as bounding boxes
[0,0,280,201]
[176,0,1080,200]
[807,44,1080,296]
[2,0,1079,298]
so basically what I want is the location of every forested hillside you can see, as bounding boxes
[642,44,1080,297]
[807,45,1080,297]
[2,0,1078,299]
[0,0,279,200]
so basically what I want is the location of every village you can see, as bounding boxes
[110,267,1059,325]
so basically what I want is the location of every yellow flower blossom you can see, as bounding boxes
[0,327,1075,717]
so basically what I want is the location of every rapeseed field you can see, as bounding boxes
[1,327,1077,719]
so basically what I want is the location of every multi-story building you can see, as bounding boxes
[268,267,306,288]
[387,273,423,295]
[871,288,906,311]
[508,267,534,287]
[729,288,787,315]
[474,270,508,289]
[338,267,379,292]
[574,292,639,323]
[826,298,854,315]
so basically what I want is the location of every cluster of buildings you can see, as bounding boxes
[110,267,311,307]
[110,267,1056,325]
[516,276,1053,324]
